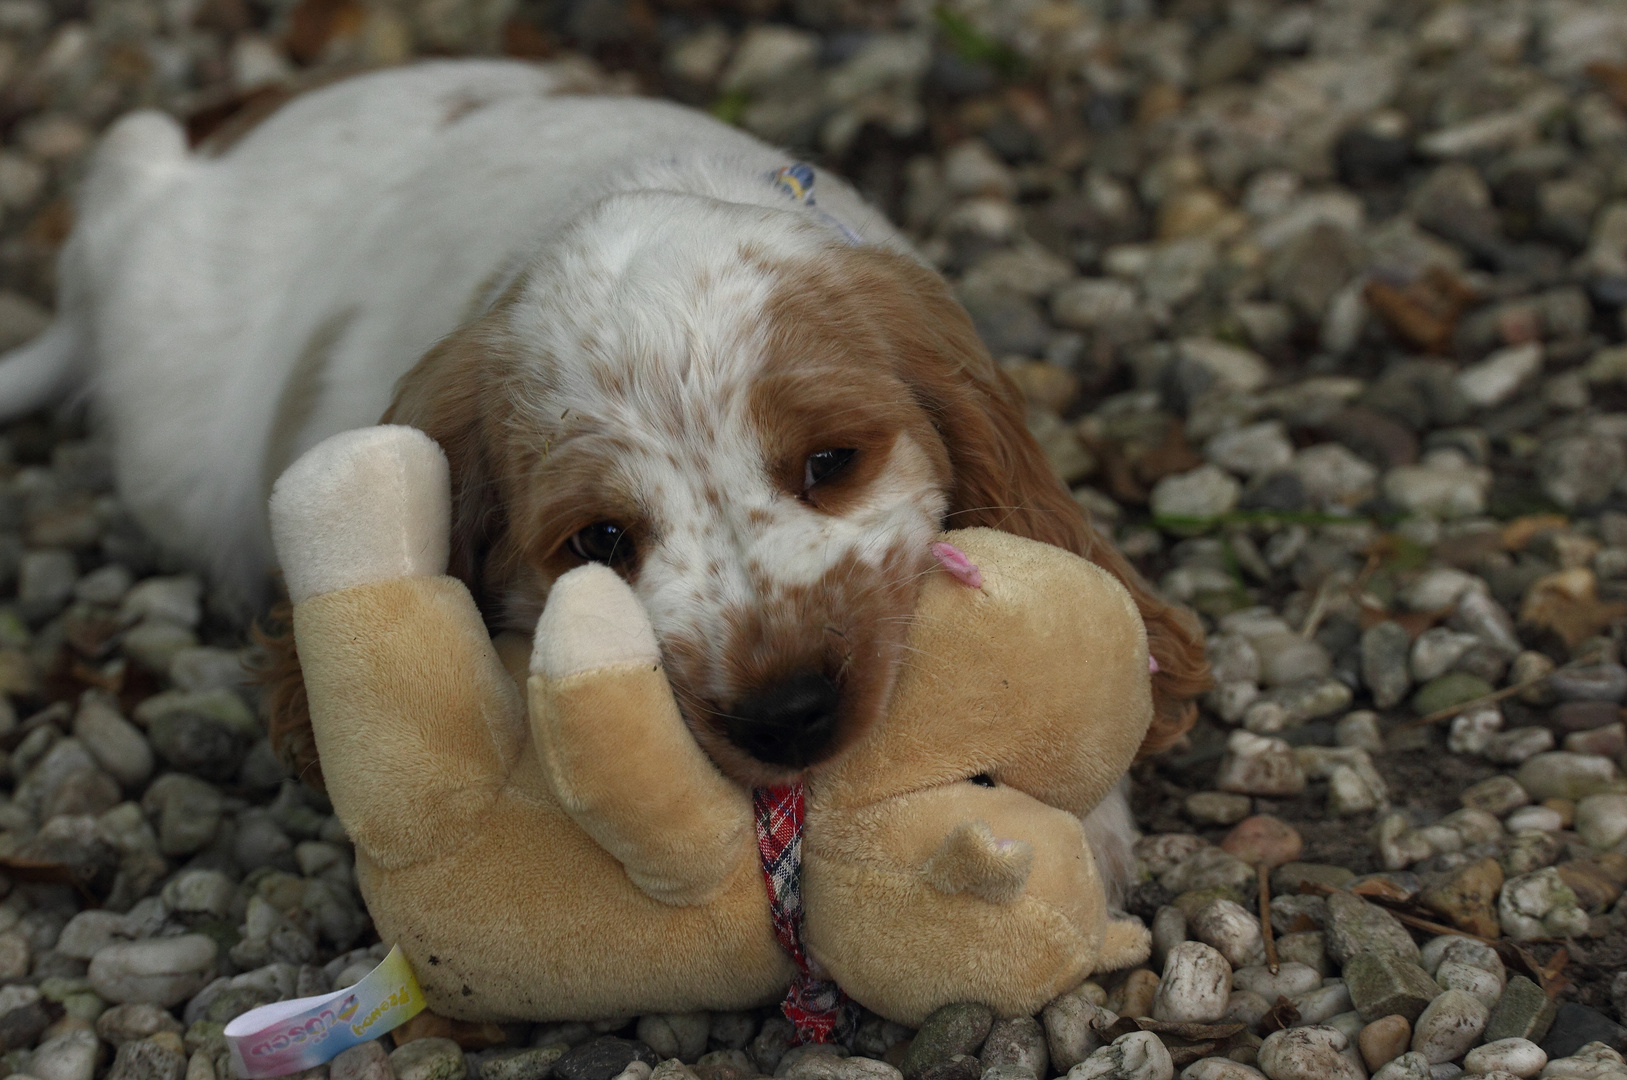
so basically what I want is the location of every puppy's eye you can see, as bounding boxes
[568,522,634,566]
[804,448,856,490]
[969,773,996,788]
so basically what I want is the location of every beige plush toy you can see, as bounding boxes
[269,426,1153,1030]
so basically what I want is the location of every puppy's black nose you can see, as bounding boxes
[726,671,841,768]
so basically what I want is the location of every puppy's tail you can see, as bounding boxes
[0,318,83,423]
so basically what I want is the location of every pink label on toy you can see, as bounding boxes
[931,542,983,588]
[225,946,425,1078]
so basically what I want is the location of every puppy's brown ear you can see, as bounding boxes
[873,251,1210,758]
[382,323,518,611]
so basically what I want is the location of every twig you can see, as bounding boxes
[1398,649,1605,730]
[1299,582,1333,640]
[1257,862,1278,975]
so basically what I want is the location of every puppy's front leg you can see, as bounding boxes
[530,565,754,906]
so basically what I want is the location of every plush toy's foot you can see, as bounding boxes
[270,426,451,603]
[531,564,660,678]
[1097,917,1152,973]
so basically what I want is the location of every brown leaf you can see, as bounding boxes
[1519,568,1627,648]
[1256,998,1300,1035]
[1589,62,1627,111]
[1131,1020,1248,1041]
[283,0,366,65]
[1364,268,1478,354]
[1502,514,1570,552]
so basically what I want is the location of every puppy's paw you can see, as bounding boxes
[270,426,451,603]
[922,820,1033,904]
[531,563,659,679]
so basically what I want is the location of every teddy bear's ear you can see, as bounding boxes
[530,563,659,678]
[270,425,451,603]
[921,820,1033,904]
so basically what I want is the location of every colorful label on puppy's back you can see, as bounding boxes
[224,946,425,1078]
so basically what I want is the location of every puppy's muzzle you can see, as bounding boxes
[725,670,841,769]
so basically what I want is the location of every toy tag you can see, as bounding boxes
[224,946,425,1078]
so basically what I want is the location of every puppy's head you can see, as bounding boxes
[385,194,1077,785]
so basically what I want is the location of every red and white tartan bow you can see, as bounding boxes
[752,783,858,1045]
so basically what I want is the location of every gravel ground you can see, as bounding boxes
[2,2,1627,1080]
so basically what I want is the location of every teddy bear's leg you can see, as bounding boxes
[530,564,754,907]
[272,426,525,869]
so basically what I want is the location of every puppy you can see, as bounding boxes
[0,59,1208,887]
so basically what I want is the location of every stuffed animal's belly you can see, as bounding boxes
[353,819,793,1022]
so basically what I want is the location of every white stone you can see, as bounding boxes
[1258,1027,1363,1080]
[1449,707,1503,756]
[88,935,218,1007]
[1412,629,1482,682]
[1189,900,1264,968]
[1183,1061,1266,1080]
[72,696,152,790]
[1411,990,1488,1064]
[1464,1041,1546,1079]
[1233,964,1322,1001]
[1207,422,1295,479]
[1454,344,1544,409]
[1152,942,1232,1024]
[1068,1033,1174,1080]
[1574,793,1627,850]
[1293,444,1378,510]
[26,1029,98,1080]
[1177,339,1270,394]
[1290,982,1354,1026]
[1151,465,1242,522]
[1504,806,1563,833]
[1435,960,1502,1009]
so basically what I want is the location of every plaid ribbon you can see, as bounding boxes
[753,783,858,1045]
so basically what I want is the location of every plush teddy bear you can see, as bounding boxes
[269,425,1152,1030]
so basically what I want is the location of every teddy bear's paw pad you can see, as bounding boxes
[270,425,452,603]
[532,563,659,677]
[922,820,1034,904]
[1097,917,1153,973]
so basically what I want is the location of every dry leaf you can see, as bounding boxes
[1519,568,1627,648]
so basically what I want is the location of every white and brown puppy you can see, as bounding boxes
[0,59,1206,886]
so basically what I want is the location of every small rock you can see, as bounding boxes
[89,936,218,1007]
[1413,673,1495,718]
[1419,858,1504,938]
[1233,964,1321,1002]
[1412,990,1489,1065]
[29,1028,100,1080]
[1152,943,1231,1024]
[106,1039,186,1080]
[1462,1040,1545,1078]
[1188,900,1264,968]
[1344,952,1443,1024]
[1325,892,1421,966]
[1461,777,1531,816]
[1067,1032,1173,1080]
[1257,1027,1363,1080]
[331,1043,397,1080]
[1043,985,1118,1072]
[1360,1016,1414,1072]
[1516,753,1621,801]
[980,1017,1047,1079]
[391,1038,467,1080]
[1215,733,1307,796]
[1373,1052,1433,1080]
[1498,868,1589,940]
[636,1016,709,1065]
[1538,1006,1627,1061]
[903,1004,993,1080]
[0,985,50,1051]
[1186,793,1252,825]
[1181,1063,1266,1080]
[1575,795,1627,851]
[1151,466,1242,523]
[1220,816,1302,869]
[96,1004,185,1047]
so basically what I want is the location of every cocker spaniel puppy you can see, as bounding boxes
[0,59,1208,886]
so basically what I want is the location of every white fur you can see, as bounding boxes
[2,60,904,609]
[268,425,450,604]
[0,59,1140,885]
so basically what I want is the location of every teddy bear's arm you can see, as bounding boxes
[529,564,755,907]
[272,426,523,868]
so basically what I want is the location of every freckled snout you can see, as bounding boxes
[725,670,841,769]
